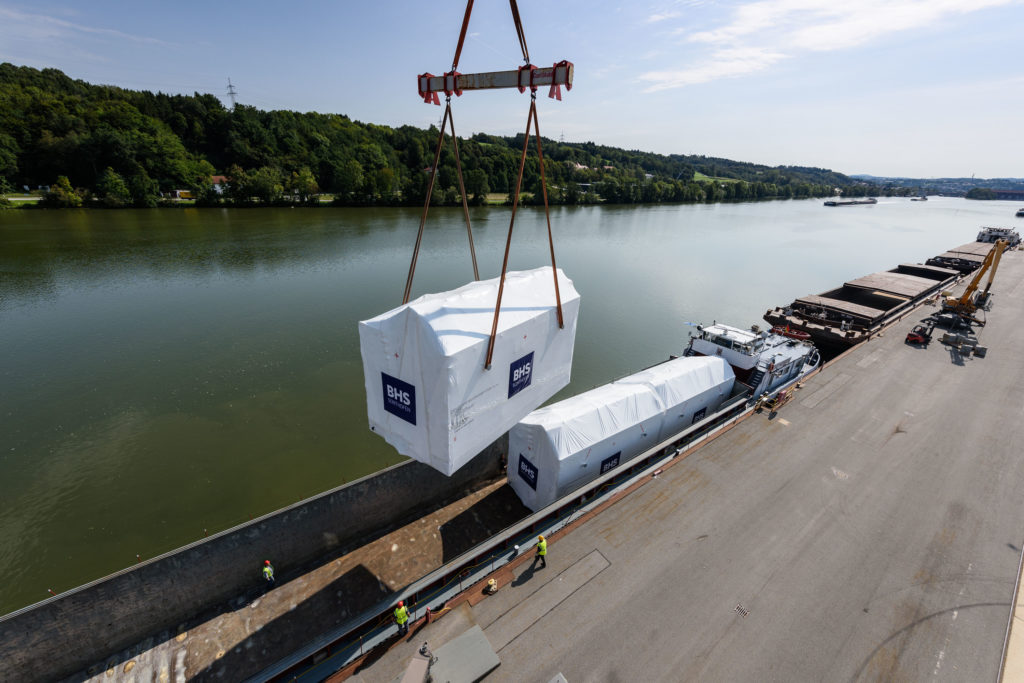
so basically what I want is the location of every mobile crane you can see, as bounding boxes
[940,238,1006,323]
[973,239,1005,310]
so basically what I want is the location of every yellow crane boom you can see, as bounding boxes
[942,239,1006,317]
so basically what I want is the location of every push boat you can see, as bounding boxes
[685,322,820,399]
[977,226,1021,248]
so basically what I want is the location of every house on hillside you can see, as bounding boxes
[211,175,229,195]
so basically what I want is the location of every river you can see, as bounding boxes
[0,197,1017,615]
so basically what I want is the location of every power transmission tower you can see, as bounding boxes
[226,78,238,109]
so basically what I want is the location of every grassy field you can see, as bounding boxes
[693,171,740,184]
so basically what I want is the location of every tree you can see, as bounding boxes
[42,176,83,207]
[0,176,11,208]
[332,159,363,203]
[127,170,160,207]
[464,169,490,205]
[288,167,319,203]
[374,167,397,203]
[404,138,425,171]
[225,165,252,204]
[0,132,18,180]
[249,166,284,203]
[96,167,131,207]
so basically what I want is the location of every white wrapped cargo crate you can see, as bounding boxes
[359,267,580,476]
[508,356,734,512]
[509,382,665,512]
[614,356,734,443]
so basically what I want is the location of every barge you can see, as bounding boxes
[763,263,959,357]
[927,241,1006,273]
[824,197,878,206]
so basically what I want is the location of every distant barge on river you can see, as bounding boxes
[824,197,878,206]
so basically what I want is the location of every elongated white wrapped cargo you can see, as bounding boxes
[614,356,735,443]
[509,382,665,513]
[509,356,734,511]
[359,267,580,476]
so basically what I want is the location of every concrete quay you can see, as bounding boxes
[344,249,1024,682]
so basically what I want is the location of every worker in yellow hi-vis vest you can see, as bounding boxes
[532,535,547,569]
[262,560,275,589]
[394,600,411,636]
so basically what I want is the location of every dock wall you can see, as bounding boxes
[0,443,505,682]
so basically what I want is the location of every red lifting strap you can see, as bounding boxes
[452,0,475,72]
[517,64,538,93]
[443,70,463,97]
[418,72,440,105]
[548,60,573,100]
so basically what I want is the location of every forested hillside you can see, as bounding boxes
[0,63,868,207]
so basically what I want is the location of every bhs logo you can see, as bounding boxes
[600,452,621,475]
[517,454,538,490]
[381,373,416,425]
[508,352,535,398]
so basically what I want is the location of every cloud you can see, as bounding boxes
[0,6,172,47]
[646,10,682,23]
[640,0,1018,91]
[640,46,787,90]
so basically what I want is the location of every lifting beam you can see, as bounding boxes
[417,64,574,103]
[402,0,572,370]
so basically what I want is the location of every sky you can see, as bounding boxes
[1,0,1022,179]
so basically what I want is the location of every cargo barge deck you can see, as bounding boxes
[926,240,1001,273]
[763,262,959,357]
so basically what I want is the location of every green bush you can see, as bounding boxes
[41,176,82,207]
